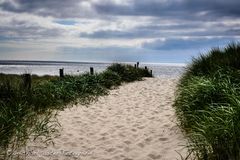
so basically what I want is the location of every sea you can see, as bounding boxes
[0,61,186,78]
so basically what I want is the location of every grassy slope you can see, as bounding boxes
[0,63,152,159]
[174,43,240,160]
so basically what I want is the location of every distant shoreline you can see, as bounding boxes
[0,60,109,66]
[0,60,186,67]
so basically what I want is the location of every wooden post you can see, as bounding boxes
[23,74,31,90]
[150,70,153,76]
[90,67,94,75]
[144,66,148,70]
[59,68,64,78]
[134,64,137,68]
[136,62,139,68]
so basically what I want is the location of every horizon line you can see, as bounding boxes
[0,60,187,66]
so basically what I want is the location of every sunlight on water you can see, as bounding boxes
[0,62,185,78]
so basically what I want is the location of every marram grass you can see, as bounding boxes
[174,43,240,160]
[0,63,152,159]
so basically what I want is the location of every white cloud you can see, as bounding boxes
[0,0,239,62]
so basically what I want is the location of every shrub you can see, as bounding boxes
[107,63,153,82]
[174,43,240,160]
[99,70,121,89]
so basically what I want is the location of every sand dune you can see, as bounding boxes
[21,78,188,160]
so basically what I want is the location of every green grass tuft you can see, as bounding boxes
[174,43,240,160]
[107,63,152,82]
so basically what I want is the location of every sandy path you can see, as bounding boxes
[23,78,187,160]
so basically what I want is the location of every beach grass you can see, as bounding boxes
[0,63,152,159]
[174,43,240,160]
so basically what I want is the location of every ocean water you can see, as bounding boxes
[0,61,186,78]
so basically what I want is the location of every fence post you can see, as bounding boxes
[136,62,139,68]
[134,64,137,68]
[150,70,153,76]
[59,68,64,78]
[144,66,148,70]
[90,67,94,75]
[23,74,31,90]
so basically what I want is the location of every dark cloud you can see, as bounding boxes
[80,29,159,39]
[225,29,240,35]
[1,0,240,40]
[80,23,240,39]
[142,38,238,50]
[0,19,63,39]
[184,0,240,17]
[80,23,202,39]
[94,1,184,17]
[93,0,240,20]
[80,28,185,39]
[0,0,91,18]
[1,0,240,20]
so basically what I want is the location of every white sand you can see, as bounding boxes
[22,78,188,160]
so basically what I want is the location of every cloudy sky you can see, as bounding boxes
[0,0,239,63]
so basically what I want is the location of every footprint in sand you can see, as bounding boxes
[164,114,171,117]
[123,158,134,160]
[75,120,82,124]
[124,147,131,152]
[105,147,115,152]
[163,123,171,128]
[118,133,126,137]
[98,136,107,141]
[61,137,69,141]
[67,133,73,136]
[158,137,168,141]
[131,128,137,132]
[137,125,145,129]
[73,116,80,119]
[137,142,145,148]
[148,153,162,159]
[100,132,108,136]
[148,116,155,120]
[145,137,152,143]
[70,142,78,147]
[124,140,131,145]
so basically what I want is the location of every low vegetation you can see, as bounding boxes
[0,63,152,159]
[174,43,240,160]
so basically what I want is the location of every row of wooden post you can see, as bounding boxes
[134,62,139,68]
[23,73,31,90]
[134,62,153,76]
[22,67,94,90]
[22,63,153,90]
[60,64,152,78]
[21,67,94,90]
[59,67,94,78]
